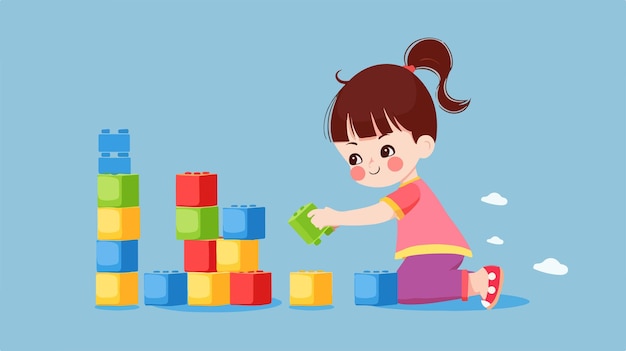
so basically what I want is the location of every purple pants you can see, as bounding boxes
[397,254,469,304]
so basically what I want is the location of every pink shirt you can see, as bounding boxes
[380,177,472,259]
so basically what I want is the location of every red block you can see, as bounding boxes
[184,240,217,272]
[176,172,217,207]
[230,270,272,305]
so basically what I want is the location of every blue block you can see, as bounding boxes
[354,270,398,306]
[144,270,188,306]
[223,204,265,240]
[96,240,138,272]
[99,154,131,174]
[99,129,130,153]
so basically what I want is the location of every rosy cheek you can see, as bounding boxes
[350,166,366,181]
[387,157,403,172]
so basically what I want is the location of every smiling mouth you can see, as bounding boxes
[369,167,381,175]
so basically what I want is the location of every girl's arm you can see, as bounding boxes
[308,201,396,228]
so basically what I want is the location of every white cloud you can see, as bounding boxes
[486,236,504,245]
[481,192,508,206]
[533,258,568,275]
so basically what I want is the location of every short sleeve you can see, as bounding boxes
[380,182,420,220]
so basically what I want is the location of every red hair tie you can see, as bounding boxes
[403,65,416,73]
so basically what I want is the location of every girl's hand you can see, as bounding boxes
[308,207,341,229]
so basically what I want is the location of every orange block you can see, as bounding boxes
[290,270,332,306]
[187,272,230,306]
[216,239,258,272]
[96,272,138,306]
[98,207,140,240]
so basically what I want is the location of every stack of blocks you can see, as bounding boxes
[144,171,271,306]
[222,204,270,305]
[96,129,139,306]
[178,171,220,306]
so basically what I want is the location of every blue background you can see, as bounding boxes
[1,0,625,350]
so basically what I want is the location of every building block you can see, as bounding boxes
[144,270,188,306]
[98,129,130,153]
[354,270,398,306]
[290,270,332,306]
[187,272,230,306]
[97,174,139,208]
[98,153,131,174]
[223,205,265,240]
[96,240,138,272]
[96,272,138,306]
[216,239,259,272]
[176,206,219,240]
[98,206,140,240]
[288,203,334,245]
[176,172,217,207]
[230,270,272,305]
[184,240,217,272]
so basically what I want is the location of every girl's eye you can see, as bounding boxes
[380,145,395,158]
[349,153,363,165]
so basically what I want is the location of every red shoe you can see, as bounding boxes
[481,266,503,310]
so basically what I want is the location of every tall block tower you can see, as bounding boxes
[96,129,139,306]
[176,172,221,305]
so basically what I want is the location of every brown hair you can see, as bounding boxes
[325,38,469,143]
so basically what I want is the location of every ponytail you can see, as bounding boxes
[404,38,469,113]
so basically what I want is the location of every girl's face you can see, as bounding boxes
[334,116,428,188]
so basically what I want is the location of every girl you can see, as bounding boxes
[308,38,503,309]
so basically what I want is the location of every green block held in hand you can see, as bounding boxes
[288,203,334,246]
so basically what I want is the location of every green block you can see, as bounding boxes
[176,206,219,240]
[288,203,334,246]
[97,174,139,208]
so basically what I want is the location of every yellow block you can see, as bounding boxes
[188,272,230,306]
[98,207,140,240]
[96,272,138,306]
[216,239,258,272]
[290,270,332,306]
